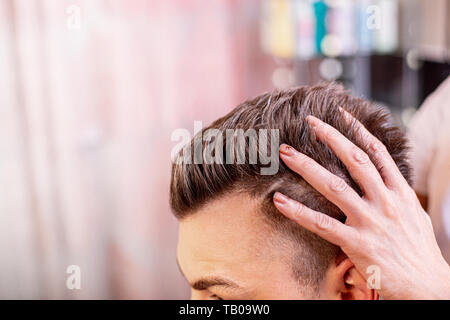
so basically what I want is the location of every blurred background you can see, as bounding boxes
[0,0,449,299]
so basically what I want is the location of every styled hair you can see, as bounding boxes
[170,82,411,290]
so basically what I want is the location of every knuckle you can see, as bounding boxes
[329,177,348,193]
[381,196,397,218]
[352,147,370,165]
[315,213,333,231]
[369,141,387,158]
[342,229,363,251]
[294,202,304,218]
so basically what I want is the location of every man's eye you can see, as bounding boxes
[210,294,223,300]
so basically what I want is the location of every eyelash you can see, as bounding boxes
[210,294,223,300]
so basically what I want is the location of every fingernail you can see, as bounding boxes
[307,115,320,128]
[273,192,289,205]
[338,107,349,117]
[338,107,353,123]
[279,144,296,157]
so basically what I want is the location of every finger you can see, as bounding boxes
[273,192,357,247]
[279,144,367,219]
[306,115,386,201]
[338,107,408,190]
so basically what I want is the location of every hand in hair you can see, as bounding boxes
[273,108,450,300]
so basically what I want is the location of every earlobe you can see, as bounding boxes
[334,255,378,300]
[342,267,377,300]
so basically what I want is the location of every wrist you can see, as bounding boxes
[421,262,450,299]
[434,264,450,299]
[402,260,450,300]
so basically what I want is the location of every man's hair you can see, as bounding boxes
[170,82,411,290]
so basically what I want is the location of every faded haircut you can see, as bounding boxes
[170,82,412,290]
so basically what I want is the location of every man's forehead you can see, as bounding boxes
[176,192,309,299]
[184,192,274,233]
[176,193,284,276]
[178,193,270,254]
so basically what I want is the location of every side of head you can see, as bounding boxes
[171,82,411,299]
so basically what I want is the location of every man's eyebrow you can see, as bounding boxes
[176,258,241,291]
[191,277,241,291]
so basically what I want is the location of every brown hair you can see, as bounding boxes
[170,82,411,289]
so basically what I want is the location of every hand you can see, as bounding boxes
[273,110,450,300]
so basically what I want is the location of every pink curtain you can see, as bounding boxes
[0,0,274,298]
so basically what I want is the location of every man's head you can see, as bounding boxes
[171,83,411,299]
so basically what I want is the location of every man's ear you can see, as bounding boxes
[325,252,379,300]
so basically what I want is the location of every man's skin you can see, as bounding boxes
[177,193,376,300]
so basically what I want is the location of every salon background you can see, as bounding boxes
[0,0,449,299]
